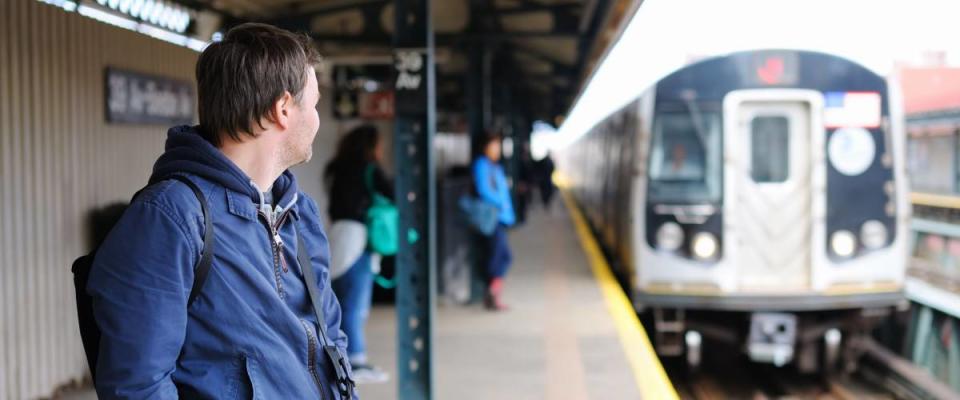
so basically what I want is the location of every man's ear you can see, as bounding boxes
[267,91,294,130]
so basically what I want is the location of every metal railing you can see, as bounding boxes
[903,193,960,393]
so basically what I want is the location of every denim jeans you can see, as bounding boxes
[331,252,373,361]
[487,224,512,280]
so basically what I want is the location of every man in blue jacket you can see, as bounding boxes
[87,23,357,399]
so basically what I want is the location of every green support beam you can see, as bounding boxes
[392,0,436,398]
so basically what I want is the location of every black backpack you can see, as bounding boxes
[71,175,215,379]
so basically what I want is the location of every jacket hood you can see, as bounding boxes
[150,125,299,210]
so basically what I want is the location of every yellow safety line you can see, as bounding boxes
[560,189,680,400]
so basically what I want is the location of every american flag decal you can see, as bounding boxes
[824,92,881,128]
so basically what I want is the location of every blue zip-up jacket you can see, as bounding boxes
[87,126,356,399]
[472,156,516,226]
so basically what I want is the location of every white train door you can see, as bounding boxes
[723,91,824,292]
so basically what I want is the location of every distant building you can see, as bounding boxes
[900,67,960,194]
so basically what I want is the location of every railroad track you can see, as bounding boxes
[666,336,956,400]
[676,366,892,400]
[677,369,891,399]
[852,337,959,400]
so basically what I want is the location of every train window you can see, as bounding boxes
[751,116,790,183]
[649,112,722,203]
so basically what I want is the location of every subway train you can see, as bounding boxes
[562,50,909,372]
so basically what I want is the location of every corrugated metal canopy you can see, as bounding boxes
[178,0,641,125]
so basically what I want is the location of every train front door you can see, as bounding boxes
[724,93,816,292]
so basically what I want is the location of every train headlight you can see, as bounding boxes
[860,220,888,250]
[691,232,718,260]
[830,230,857,258]
[656,222,684,251]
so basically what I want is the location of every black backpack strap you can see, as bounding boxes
[165,175,215,307]
[295,224,355,399]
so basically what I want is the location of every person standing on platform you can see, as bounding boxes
[473,132,516,311]
[513,143,535,225]
[537,151,557,211]
[324,124,393,383]
[85,23,357,399]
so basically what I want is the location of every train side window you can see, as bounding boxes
[751,116,790,183]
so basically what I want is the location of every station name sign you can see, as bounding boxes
[394,48,428,115]
[104,67,194,125]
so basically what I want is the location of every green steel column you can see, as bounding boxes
[912,305,934,372]
[953,129,959,194]
[948,318,960,390]
[904,305,920,357]
[392,0,436,398]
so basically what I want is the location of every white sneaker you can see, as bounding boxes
[351,364,390,384]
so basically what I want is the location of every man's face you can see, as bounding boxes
[283,66,321,167]
[672,144,686,165]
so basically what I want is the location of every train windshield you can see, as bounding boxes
[648,111,722,203]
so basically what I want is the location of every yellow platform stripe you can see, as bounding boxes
[560,189,679,400]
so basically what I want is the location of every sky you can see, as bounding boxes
[533,0,960,156]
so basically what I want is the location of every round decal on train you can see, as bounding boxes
[828,127,875,176]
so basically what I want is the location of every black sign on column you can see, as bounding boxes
[393,0,435,399]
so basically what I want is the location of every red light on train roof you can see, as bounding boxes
[757,57,786,85]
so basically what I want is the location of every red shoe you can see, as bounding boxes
[484,294,509,311]
[485,278,509,311]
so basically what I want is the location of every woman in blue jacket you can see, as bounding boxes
[473,132,516,310]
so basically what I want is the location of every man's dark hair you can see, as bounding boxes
[196,22,321,146]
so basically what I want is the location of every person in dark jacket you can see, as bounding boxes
[536,151,557,210]
[86,23,357,399]
[324,124,393,383]
[473,132,516,310]
[513,143,534,225]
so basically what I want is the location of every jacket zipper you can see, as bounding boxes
[258,210,292,298]
[300,319,329,400]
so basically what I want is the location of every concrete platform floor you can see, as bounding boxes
[358,204,642,400]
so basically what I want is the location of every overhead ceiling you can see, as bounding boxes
[178,0,641,128]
